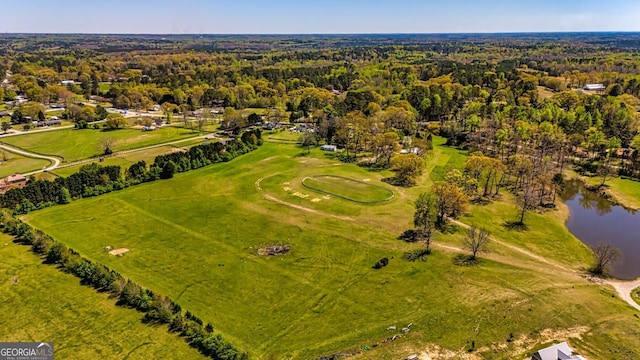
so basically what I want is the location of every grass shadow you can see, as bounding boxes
[357,161,386,173]
[452,254,481,266]
[381,177,415,188]
[502,221,529,232]
[470,197,492,206]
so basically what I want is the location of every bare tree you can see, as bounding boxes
[463,227,490,260]
[299,131,317,154]
[202,107,213,126]
[196,115,206,134]
[590,243,621,276]
[517,181,537,225]
[98,137,116,155]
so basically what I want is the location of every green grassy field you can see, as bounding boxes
[302,175,394,203]
[49,145,189,177]
[0,235,205,360]
[20,138,640,359]
[0,151,50,177]
[3,126,197,162]
[99,82,112,93]
[584,176,640,210]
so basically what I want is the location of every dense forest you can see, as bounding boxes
[2,32,640,215]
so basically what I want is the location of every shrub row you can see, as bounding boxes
[0,211,248,360]
[0,129,262,214]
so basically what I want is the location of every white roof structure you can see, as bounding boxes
[583,84,605,91]
[531,342,587,360]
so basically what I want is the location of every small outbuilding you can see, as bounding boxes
[531,342,587,360]
[321,144,337,152]
[583,84,605,92]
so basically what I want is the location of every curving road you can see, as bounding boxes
[3,131,217,176]
[0,143,61,174]
[606,279,640,311]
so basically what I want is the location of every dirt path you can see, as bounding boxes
[255,176,640,310]
[448,217,640,310]
[255,178,355,222]
[447,218,575,275]
[606,279,640,311]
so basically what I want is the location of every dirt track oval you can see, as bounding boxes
[301,175,394,204]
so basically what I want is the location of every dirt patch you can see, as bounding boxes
[418,345,481,360]
[258,245,291,256]
[606,279,640,311]
[258,156,279,163]
[477,325,589,358]
[108,248,129,256]
[262,193,354,222]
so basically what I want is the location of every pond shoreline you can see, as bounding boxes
[560,178,640,281]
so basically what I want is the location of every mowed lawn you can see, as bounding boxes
[3,126,197,162]
[302,175,394,202]
[23,140,640,359]
[50,145,187,177]
[0,236,205,360]
[0,151,50,177]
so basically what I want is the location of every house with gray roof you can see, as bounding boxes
[531,342,587,360]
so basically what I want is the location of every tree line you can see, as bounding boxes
[0,212,247,360]
[0,129,262,214]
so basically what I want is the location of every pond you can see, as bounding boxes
[560,180,640,280]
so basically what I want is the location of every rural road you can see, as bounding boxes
[14,131,215,176]
[0,143,60,173]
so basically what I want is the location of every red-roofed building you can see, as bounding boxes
[0,174,28,193]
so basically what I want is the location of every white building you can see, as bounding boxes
[531,342,587,360]
[583,84,605,91]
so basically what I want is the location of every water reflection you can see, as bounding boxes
[560,180,640,280]
[561,180,613,216]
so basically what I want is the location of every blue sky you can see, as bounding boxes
[2,0,639,34]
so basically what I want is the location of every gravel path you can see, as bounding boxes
[0,143,60,172]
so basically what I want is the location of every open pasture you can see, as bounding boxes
[0,236,205,360]
[3,126,196,162]
[21,140,640,359]
[0,151,50,177]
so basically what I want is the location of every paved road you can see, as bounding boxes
[0,144,60,173]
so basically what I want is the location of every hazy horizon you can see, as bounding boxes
[2,0,639,34]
